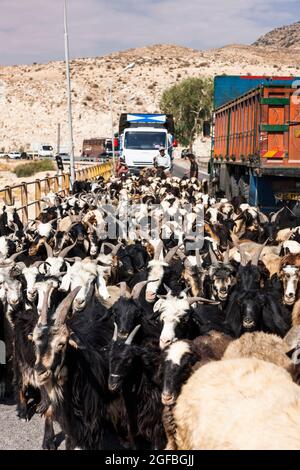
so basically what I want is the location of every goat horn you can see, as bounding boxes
[196,249,202,267]
[238,244,249,267]
[187,297,220,305]
[23,221,33,233]
[258,211,269,224]
[113,322,118,342]
[54,286,81,325]
[87,222,96,233]
[16,261,27,271]
[32,261,44,268]
[125,324,141,345]
[184,256,193,269]
[209,245,219,266]
[65,221,80,233]
[44,241,53,259]
[177,250,186,261]
[0,262,13,268]
[154,241,164,261]
[283,325,300,352]
[118,282,127,298]
[112,242,123,255]
[164,244,181,264]
[270,207,285,224]
[9,250,26,262]
[163,284,172,295]
[223,247,230,265]
[11,222,19,233]
[251,239,269,267]
[131,279,158,300]
[59,242,77,259]
[39,285,52,326]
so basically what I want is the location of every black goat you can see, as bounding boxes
[108,324,166,449]
[31,289,127,450]
[225,289,289,338]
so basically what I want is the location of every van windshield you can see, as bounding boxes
[42,146,53,151]
[124,132,166,150]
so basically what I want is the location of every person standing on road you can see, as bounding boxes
[116,158,129,177]
[153,147,171,176]
[186,153,199,179]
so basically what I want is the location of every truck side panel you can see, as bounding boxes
[214,90,260,161]
[289,93,300,163]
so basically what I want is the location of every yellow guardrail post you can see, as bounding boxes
[45,176,51,195]
[54,175,59,193]
[35,179,42,219]
[21,182,28,224]
[4,185,13,206]
[66,173,70,193]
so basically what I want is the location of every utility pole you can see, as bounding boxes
[109,80,116,174]
[57,123,61,156]
[64,0,75,190]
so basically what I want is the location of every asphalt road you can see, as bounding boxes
[0,159,208,451]
[0,398,65,450]
[173,158,208,180]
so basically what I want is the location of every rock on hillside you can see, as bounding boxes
[253,21,300,49]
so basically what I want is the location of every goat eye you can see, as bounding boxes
[57,343,64,350]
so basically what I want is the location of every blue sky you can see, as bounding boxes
[0,0,299,65]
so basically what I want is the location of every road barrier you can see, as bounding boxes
[0,162,112,223]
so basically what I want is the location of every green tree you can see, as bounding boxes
[160,77,213,149]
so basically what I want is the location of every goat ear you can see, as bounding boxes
[286,347,300,365]
[262,297,288,337]
[69,332,85,350]
[286,348,296,359]
[153,299,163,313]
[84,239,89,253]
[225,294,242,338]
[59,272,71,292]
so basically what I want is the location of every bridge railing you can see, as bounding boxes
[0,162,112,223]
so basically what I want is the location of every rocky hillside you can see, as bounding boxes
[253,21,300,49]
[1,42,300,154]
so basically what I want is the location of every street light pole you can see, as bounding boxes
[109,79,116,175]
[109,63,136,176]
[64,0,75,190]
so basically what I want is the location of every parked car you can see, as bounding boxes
[8,151,22,159]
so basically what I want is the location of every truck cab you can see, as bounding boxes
[119,114,175,173]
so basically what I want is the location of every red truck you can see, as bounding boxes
[210,76,300,211]
[82,138,112,159]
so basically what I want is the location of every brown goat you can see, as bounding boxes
[280,253,300,269]
[223,332,292,373]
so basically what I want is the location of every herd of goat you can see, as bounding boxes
[1,173,300,449]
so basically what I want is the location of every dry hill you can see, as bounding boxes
[0,42,300,154]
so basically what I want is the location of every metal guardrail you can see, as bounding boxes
[0,162,112,223]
